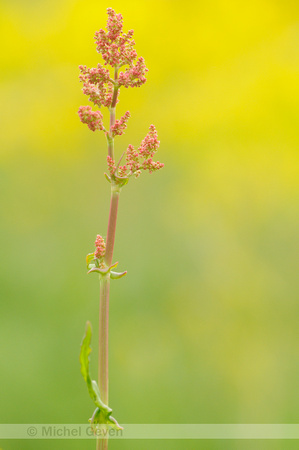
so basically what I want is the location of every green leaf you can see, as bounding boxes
[80,322,123,429]
[104,172,111,183]
[86,253,95,269]
[115,176,129,188]
[87,267,109,275]
[110,270,127,280]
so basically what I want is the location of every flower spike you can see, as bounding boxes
[78,10,163,444]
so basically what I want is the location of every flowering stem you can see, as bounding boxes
[78,10,164,449]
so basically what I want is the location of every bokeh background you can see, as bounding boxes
[0,0,298,449]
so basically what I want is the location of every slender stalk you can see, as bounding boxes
[98,276,110,404]
[97,188,120,408]
[97,67,120,450]
[111,66,119,109]
[97,433,107,450]
[105,188,120,266]
[97,190,120,450]
[107,136,114,160]
[97,276,110,450]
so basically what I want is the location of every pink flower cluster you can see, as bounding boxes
[118,58,148,88]
[94,235,106,259]
[139,124,160,158]
[107,156,116,175]
[78,106,105,132]
[78,8,149,133]
[79,64,113,108]
[111,111,130,137]
[107,125,164,179]
[94,8,148,88]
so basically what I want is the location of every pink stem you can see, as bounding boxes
[105,189,120,267]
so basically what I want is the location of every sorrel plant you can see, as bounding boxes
[78,8,164,449]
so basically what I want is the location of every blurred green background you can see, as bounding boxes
[0,0,298,449]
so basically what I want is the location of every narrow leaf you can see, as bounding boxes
[79,322,122,429]
[110,270,127,280]
[87,267,109,275]
[104,172,111,183]
[109,261,119,270]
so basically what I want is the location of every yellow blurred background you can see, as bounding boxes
[0,1,298,449]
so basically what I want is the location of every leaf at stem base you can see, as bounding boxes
[79,321,123,430]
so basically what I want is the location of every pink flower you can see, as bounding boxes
[78,8,160,174]
[141,158,164,174]
[125,144,141,174]
[94,235,106,259]
[93,8,148,88]
[125,125,163,176]
[118,165,128,177]
[106,125,163,179]
[106,8,123,41]
[138,124,160,158]
[118,57,148,88]
[94,9,135,68]
[111,111,130,137]
[107,156,116,177]
[79,64,113,108]
[79,64,110,85]
[78,106,105,132]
